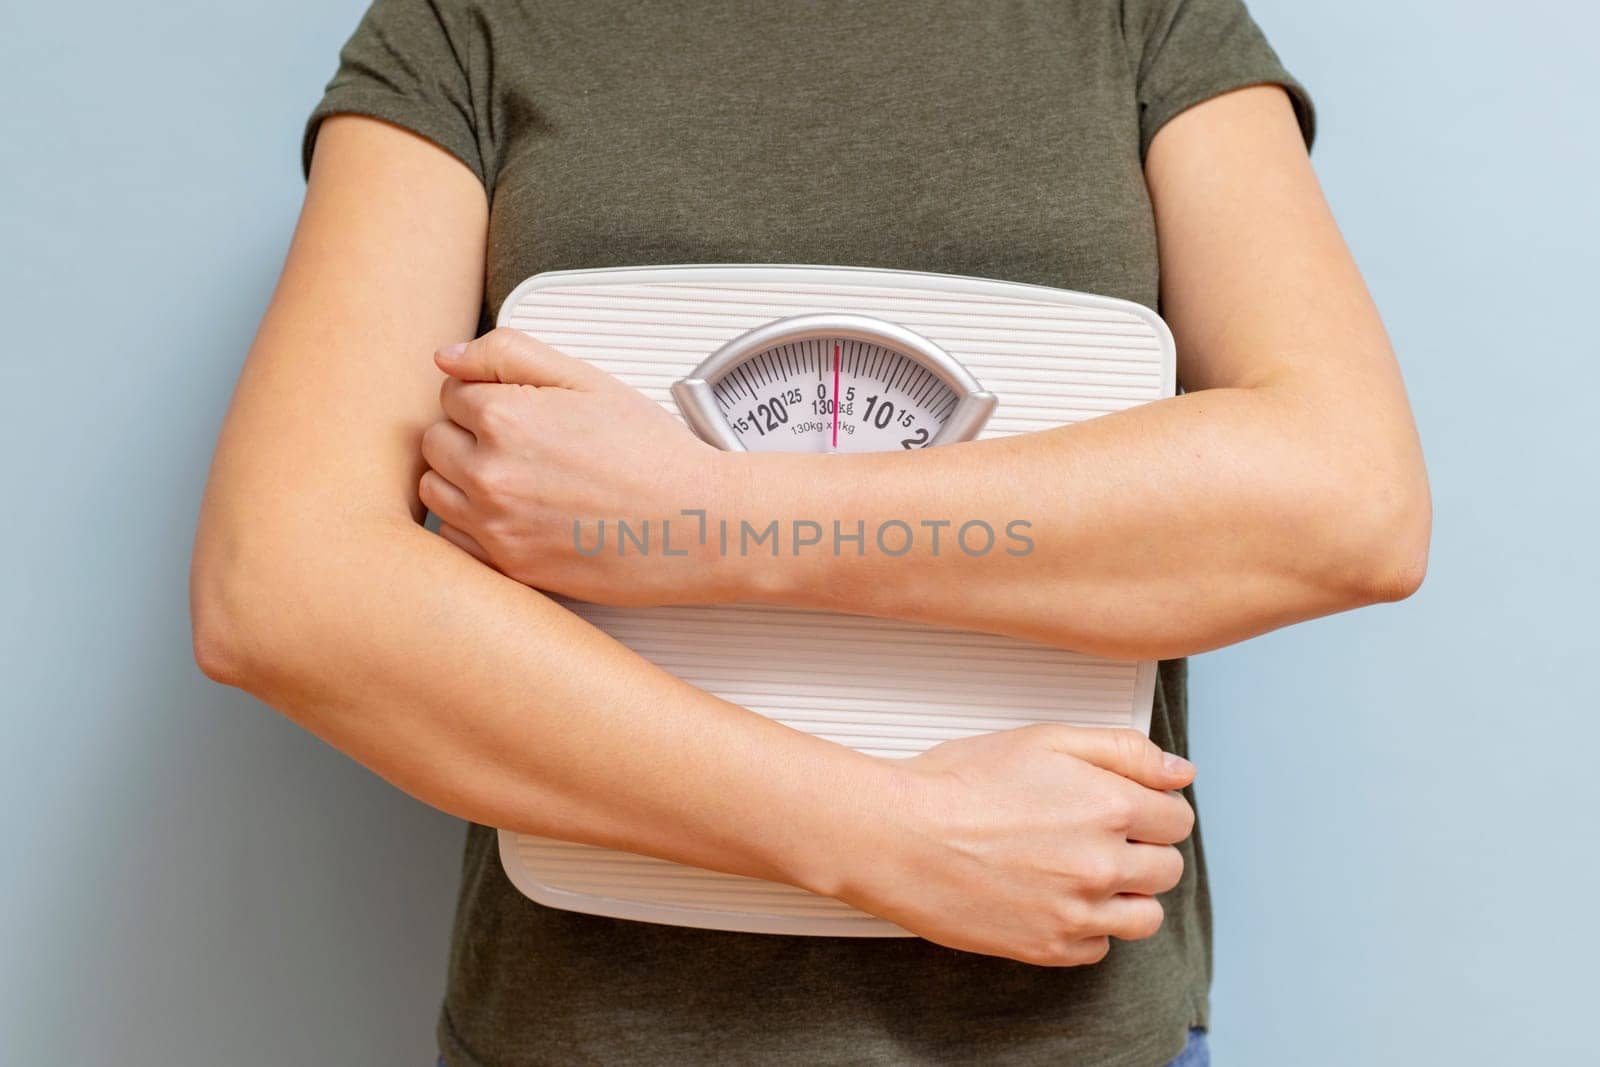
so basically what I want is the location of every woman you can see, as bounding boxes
[190,2,1430,1064]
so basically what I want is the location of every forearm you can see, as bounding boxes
[191,510,885,894]
[697,89,1432,659]
[720,381,1429,660]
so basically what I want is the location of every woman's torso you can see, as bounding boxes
[427,3,1207,1063]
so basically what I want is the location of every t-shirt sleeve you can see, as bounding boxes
[1125,0,1316,159]
[301,0,489,185]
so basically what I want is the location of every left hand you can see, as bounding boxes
[418,327,736,605]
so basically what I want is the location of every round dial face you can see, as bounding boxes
[716,336,956,453]
[672,315,995,455]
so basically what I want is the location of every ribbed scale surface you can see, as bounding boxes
[496,267,1174,935]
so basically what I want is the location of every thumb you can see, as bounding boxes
[1041,725,1195,791]
[436,327,618,390]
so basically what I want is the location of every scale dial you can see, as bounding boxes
[671,314,996,454]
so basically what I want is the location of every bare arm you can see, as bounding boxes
[428,87,1430,661]
[191,115,1196,966]
[189,116,876,886]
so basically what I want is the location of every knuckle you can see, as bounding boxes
[1074,936,1112,966]
[484,508,525,542]
[1029,932,1081,968]
[467,460,508,498]
[484,326,525,354]
[1100,790,1138,831]
[420,420,448,459]
[1023,924,1113,967]
[1019,942,1059,967]
[1050,897,1091,938]
[1027,722,1087,760]
[1074,853,1120,895]
[496,388,547,438]
[1111,727,1152,767]
[476,393,516,434]
[1174,796,1197,838]
[1017,722,1061,746]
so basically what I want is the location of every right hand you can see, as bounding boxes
[837,724,1197,966]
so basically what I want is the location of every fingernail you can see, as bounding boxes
[438,342,469,361]
[1162,752,1193,775]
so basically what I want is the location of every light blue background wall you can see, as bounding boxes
[2,2,1593,1063]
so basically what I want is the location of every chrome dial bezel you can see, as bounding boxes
[670,313,997,452]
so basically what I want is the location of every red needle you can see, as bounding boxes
[831,342,840,450]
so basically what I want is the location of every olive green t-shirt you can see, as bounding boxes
[304,3,1313,1065]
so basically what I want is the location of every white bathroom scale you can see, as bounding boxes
[493,264,1176,936]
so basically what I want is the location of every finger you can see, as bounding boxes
[437,521,490,563]
[436,327,619,391]
[419,469,474,528]
[1039,725,1195,792]
[1115,843,1186,895]
[419,420,478,492]
[439,377,507,435]
[1092,895,1166,942]
[1121,786,1196,846]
